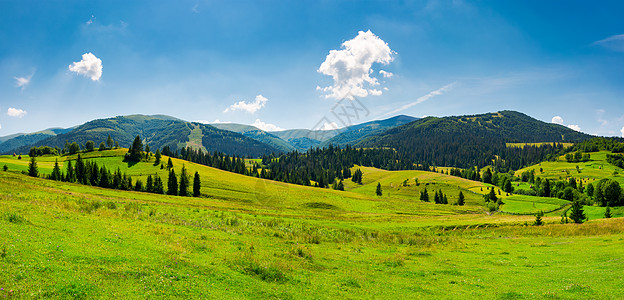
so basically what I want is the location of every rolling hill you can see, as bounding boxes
[8,115,280,157]
[319,115,418,148]
[357,110,594,168]
[210,123,296,153]
[0,128,73,154]
[1,149,623,298]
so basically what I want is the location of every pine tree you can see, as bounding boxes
[376,182,382,196]
[604,206,612,219]
[337,180,344,191]
[443,194,448,204]
[153,175,164,194]
[457,191,465,206]
[126,135,144,162]
[28,156,38,177]
[167,157,174,170]
[167,169,178,196]
[569,201,586,224]
[50,159,62,181]
[422,188,429,202]
[533,211,544,226]
[65,160,76,182]
[99,166,110,188]
[193,171,201,197]
[487,187,497,203]
[146,175,154,193]
[154,149,162,165]
[179,165,189,196]
[75,155,87,184]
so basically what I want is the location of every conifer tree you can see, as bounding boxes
[569,201,586,224]
[167,169,178,195]
[422,188,429,202]
[99,166,110,188]
[193,171,201,197]
[75,155,87,184]
[179,165,189,196]
[146,175,154,193]
[457,191,465,206]
[337,180,344,191]
[488,187,497,203]
[153,175,164,194]
[376,182,382,196]
[167,157,174,170]
[50,159,62,181]
[65,160,76,182]
[28,156,38,177]
[154,149,162,165]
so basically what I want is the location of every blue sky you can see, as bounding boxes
[1,0,624,137]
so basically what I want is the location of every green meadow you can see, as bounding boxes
[1,150,624,298]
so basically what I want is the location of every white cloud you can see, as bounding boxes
[224,95,268,114]
[567,124,581,132]
[14,74,33,90]
[320,121,339,130]
[378,82,455,119]
[252,119,283,131]
[551,116,564,125]
[593,34,624,52]
[621,126,624,138]
[192,4,200,13]
[318,30,395,99]
[379,70,393,78]
[7,107,27,118]
[68,52,103,81]
[194,119,231,124]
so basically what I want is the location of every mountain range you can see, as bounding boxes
[0,111,594,163]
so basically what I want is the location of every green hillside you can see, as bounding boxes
[319,115,417,148]
[211,123,296,153]
[1,150,624,298]
[8,115,280,157]
[357,110,593,169]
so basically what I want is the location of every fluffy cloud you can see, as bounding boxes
[14,74,32,89]
[69,52,103,81]
[593,34,624,52]
[224,95,268,114]
[621,126,624,138]
[318,30,395,99]
[319,121,339,131]
[379,70,393,78]
[552,116,582,132]
[194,119,232,124]
[567,124,581,132]
[551,116,564,125]
[7,107,27,118]
[252,119,283,131]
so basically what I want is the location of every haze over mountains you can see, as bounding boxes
[0,111,593,161]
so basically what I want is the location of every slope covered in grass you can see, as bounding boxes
[1,169,624,298]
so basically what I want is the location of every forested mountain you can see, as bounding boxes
[9,115,280,157]
[357,110,593,169]
[210,123,296,153]
[319,115,418,148]
[0,128,73,154]
[269,129,340,151]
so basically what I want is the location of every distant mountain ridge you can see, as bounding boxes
[319,115,418,148]
[8,115,280,157]
[357,110,593,168]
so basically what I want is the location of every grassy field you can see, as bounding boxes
[515,151,624,187]
[2,151,624,298]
